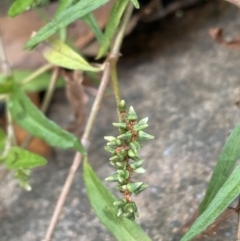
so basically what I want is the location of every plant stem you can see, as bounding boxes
[21,63,54,86]
[21,68,59,149]
[0,30,11,76]
[41,67,59,113]
[236,196,240,240]
[111,2,134,57]
[109,2,134,119]
[43,63,110,241]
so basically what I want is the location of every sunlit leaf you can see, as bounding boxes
[83,158,152,241]
[8,87,85,154]
[8,0,34,17]
[98,0,128,58]
[82,13,103,44]
[130,0,140,9]
[199,123,240,214]
[43,40,101,72]
[25,0,110,49]
[181,164,240,241]
[5,146,47,169]
[8,0,50,17]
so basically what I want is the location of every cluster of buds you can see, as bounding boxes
[104,100,154,221]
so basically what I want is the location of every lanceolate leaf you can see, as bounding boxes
[25,0,110,49]
[83,158,152,241]
[98,0,129,58]
[82,13,104,44]
[8,0,34,17]
[5,147,47,169]
[181,164,240,241]
[130,0,140,9]
[8,0,49,17]
[43,40,101,72]
[199,123,240,214]
[8,87,85,154]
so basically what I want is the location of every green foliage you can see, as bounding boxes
[14,169,32,191]
[25,0,110,49]
[83,158,152,241]
[5,146,47,169]
[8,0,49,17]
[199,123,240,214]
[43,40,101,72]
[0,70,65,92]
[98,0,129,58]
[104,100,154,221]
[0,75,14,94]
[130,0,140,9]
[8,87,85,153]
[54,0,76,18]
[0,129,6,151]
[181,164,240,241]
[82,13,104,44]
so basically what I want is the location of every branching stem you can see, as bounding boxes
[21,63,54,86]
[43,63,110,241]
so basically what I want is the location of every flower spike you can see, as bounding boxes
[104,100,154,221]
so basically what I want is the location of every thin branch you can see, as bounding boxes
[0,29,12,76]
[21,63,54,86]
[43,63,110,241]
[236,196,240,240]
[110,2,134,58]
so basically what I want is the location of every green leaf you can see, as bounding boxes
[54,0,76,18]
[8,0,34,17]
[14,169,32,191]
[0,128,6,151]
[8,0,49,17]
[97,0,129,58]
[83,158,152,241]
[82,13,104,44]
[181,164,240,241]
[5,146,47,169]
[130,0,140,9]
[43,40,101,72]
[0,75,14,94]
[25,0,110,49]
[8,87,85,154]
[199,123,240,214]
[0,70,65,92]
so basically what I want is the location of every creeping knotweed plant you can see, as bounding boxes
[104,100,154,221]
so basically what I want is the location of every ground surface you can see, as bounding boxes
[1,1,240,241]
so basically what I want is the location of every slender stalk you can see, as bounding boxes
[41,68,59,113]
[109,59,121,107]
[109,2,134,119]
[21,63,54,86]
[111,2,134,57]
[43,63,110,241]
[21,68,59,149]
[0,30,11,76]
[236,197,240,240]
